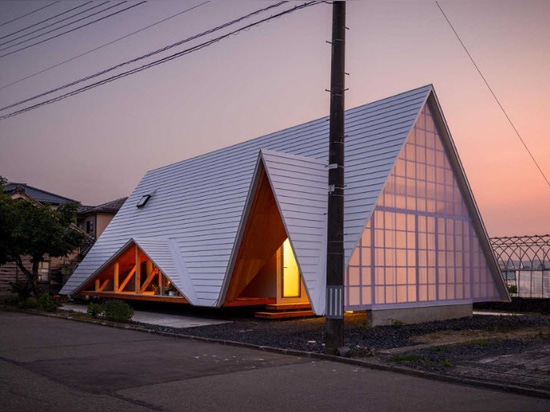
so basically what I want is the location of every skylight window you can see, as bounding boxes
[136,194,151,208]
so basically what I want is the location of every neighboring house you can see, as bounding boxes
[60,85,510,324]
[78,197,128,240]
[0,184,82,295]
[3,183,76,210]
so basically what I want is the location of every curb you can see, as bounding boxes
[5,306,550,400]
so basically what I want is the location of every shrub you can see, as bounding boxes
[38,293,59,312]
[3,295,20,306]
[103,300,134,323]
[9,279,33,300]
[507,284,518,294]
[87,302,104,318]
[18,297,39,310]
[390,319,405,327]
[358,321,372,330]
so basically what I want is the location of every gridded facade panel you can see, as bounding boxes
[345,104,495,309]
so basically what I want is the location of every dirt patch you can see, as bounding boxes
[409,325,550,346]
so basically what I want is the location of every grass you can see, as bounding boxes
[390,352,455,368]
[468,338,497,347]
[390,319,405,327]
[489,324,513,333]
[358,322,372,330]
[390,353,421,362]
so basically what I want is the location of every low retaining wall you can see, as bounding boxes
[367,303,473,326]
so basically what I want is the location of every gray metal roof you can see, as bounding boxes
[61,85,449,309]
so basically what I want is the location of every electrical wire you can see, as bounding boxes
[0,1,146,59]
[0,1,320,121]
[0,1,94,43]
[0,1,210,91]
[0,1,288,112]
[0,1,60,28]
[435,1,550,189]
[0,2,113,50]
[0,1,114,50]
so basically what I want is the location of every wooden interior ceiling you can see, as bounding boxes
[225,167,287,303]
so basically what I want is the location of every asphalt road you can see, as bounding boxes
[1,311,549,412]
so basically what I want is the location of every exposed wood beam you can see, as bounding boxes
[82,291,188,303]
[114,262,119,291]
[140,268,160,293]
[117,266,136,292]
[95,278,110,292]
[135,245,140,293]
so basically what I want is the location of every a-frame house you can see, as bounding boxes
[61,85,509,324]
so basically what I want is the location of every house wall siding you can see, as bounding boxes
[1,253,78,295]
[0,262,20,295]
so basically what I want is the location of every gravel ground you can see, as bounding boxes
[384,336,544,371]
[136,312,550,355]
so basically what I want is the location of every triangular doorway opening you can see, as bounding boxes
[224,162,310,304]
[222,155,314,316]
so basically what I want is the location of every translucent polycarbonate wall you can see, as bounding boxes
[346,104,499,309]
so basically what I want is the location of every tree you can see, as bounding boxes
[0,177,86,297]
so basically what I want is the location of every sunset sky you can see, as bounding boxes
[0,0,548,237]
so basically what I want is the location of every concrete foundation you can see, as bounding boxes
[367,303,473,326]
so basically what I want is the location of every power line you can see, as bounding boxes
[0,2,112,49]
[0,1,113,50]
[0,1,127,53]
[0,1,94,43]
[0,1,321,121]
[0,1,60,28]
[0,1,288,112]
[0,1,210,91]
[0,1,122,51]
[435,1,550,190]
[0,1,146,59]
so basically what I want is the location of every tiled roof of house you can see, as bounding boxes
[3,183,76,205]
[78,197,128,215]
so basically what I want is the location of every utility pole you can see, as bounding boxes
[325,1,346,354]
